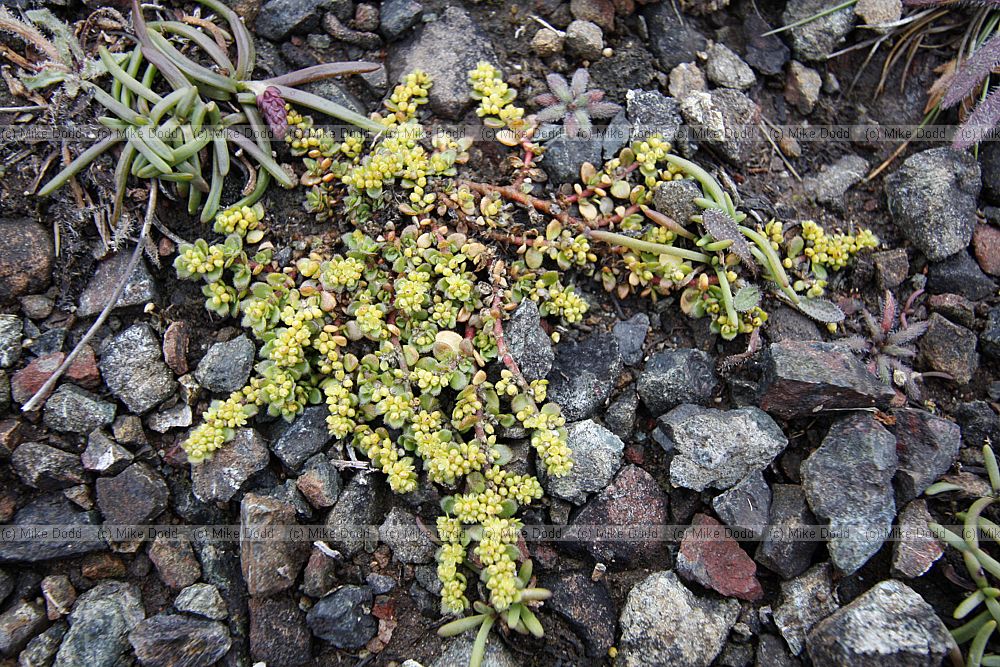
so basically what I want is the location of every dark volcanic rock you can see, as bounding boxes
[801,414,897,574]
[547,332,622,421]
[43,385,116,434]
[77,252,157,317]
[758,341,895,419]
[504,300,553,381]
[926,251,996,301]
[541,571,617,658]
[128,613,231,667]
[249,595,311,666]
[99,324,176,414]
[679,89,762,165]
[885,147,981,261]
[96,462,169,525]
[637,348,718,416]
[0,219,52,304]
[0,495,104,563]
[194,335,255,393]
[254,0,325,40]
[756,484,818,579]
[773,563,839,656]
[919,312,978,385]
[11,441,85,490]
[805,580,953,666]
[641,2,707,71]
[0,599,46,656]
[712,470,771,539]
[54,581,144,667]
[81,431,133,475]
[307,585,377,649]
[324,473,389,557]
[380,0,423,41]
[676,514,762,601]
[566,464,669,569]
[240,492,306,597]
[892,408,961,503]
[744,14,789,75]
[191,428,269,503]
[613,313,649,366]
[271,405,332,472]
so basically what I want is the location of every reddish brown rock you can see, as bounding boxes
[81,552,127,579]
[677,513,762,601]
[0,219,53,304]
[162,321,190,376]
[974,224,1000,276]
[148,536,202,589]
[11,348,100,404]
[0,419,21,460]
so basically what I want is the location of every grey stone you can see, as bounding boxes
[174,584,227,620]
[756,634,799,667]
[546,419,624,505]
[193,336,254,393]
[379,508,434,564]
[366,573,396,595]
[431,636,518,667]
[387,7,496,120]
[240,493,307,597]
[254,0,325,41]
[744,14,789,75]
[758,341,896,419]
[43,385,115,434]
[919,313,978,385]
[54,581,144,667]
[324,473,388,556]
[712,470,771,539]
[774,563,839,656]
[96,462,169,525]
[642,3,708,71]
[653,179,703,225]
[20,294,53,320]
[927,251,996,301]
[638,348,718,416]
[565,20,603,60]
[296,454,341,509]
[18,620,65,667]
[540,572,616,658]
[0,600,45,657]
[668,62,707,100]
[613,313,649,366]
[0,315,21,368]
[147,403,192,433]
[679,89,761,165]
[856,0,903,27]
[531,27,564,57]
[547,332,622,421]
[0,495,103,563]
[191,428,269,503]
[804,154,869,210]
[928,293,977,328]
[504,300,553,381]
[618,571,739,667]
[307,586,377,649]
[128,614,231,667]
[149,537,201,590]
[765,306,822,343]
[886,147,981,261]
[603,387,638,439]
[756,484,818,579]
[705,43,755,90]
[566,465,670,569]
[77,253,158,317]
[11,442,85,490]
[625,89,684,145]
[892,408,961,503]
[81,431,133,475]
[663,404,787,491]
[893,499,942,579]
[801,414,897,574]
[248,595,311,666]
[100,324,176,414]
[540,131,604,185]
[785,61,822,114]
[783,0,857,61]
[805,580,953,666]
[380,0,423,41]
[271,405,332,472]
[873,249,910,289]
[984,305,1000,359]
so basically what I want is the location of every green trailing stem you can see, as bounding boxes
[587,229,712,263]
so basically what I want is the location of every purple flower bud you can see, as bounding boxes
[257,86,288,139]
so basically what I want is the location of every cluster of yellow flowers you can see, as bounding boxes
[468,62,525,129]
[436,516,469,614]
[214,203,265,241]
[476,517,522,610]
[800,220,879,271]
[354,425,418,493]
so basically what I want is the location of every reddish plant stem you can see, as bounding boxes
[460,180,579,228]
[489,286,532,393]
[564,161,640,203]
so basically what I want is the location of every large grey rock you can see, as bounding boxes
[711,470,771,539]
[77,253,157,317]
[99,324,176,414]
[96,462,169,525]
[324,473,388,557]
[546,419,624,505]
[19,621,66,667]
[0,495,104,563]
[612,313,649,366]
[927,251,996,301]
[604,387,639,439]
[625,89,684,145]
[638,348,718,416]
[379,508,435,564]
[783,0,857,61]
[307,586,377,650]
[43,385,115,434]
[194,336,254,393]
[801,414,897,574]
[565,19,604,60]
[81,431,133,475]
[430,635,518,667]
[271,405,332,472]
[618,571,739,667]
[174,584,227,621]
[653,179,703,225]
[54,581,145,667]
[191,428,269,503]
[679,89,761,165]
[886,147,981,261]
[919,312,979,384]
[254,0,325,41]
[756,484,818,579]
[540,572,616,658]
[547,332,622,421]
[758,341,896,419]
[11,441,85,490]
[662,404,787,491]
[129,614,231,667]
[387,7,496,119]
[642,3,707,71]
[804,154,869,210]
[774,563,840,655]
[240,493,307,597]
[540,131,604,185]
[892,408,961,503]
[504,300,553,381]
[805,580,953,666]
